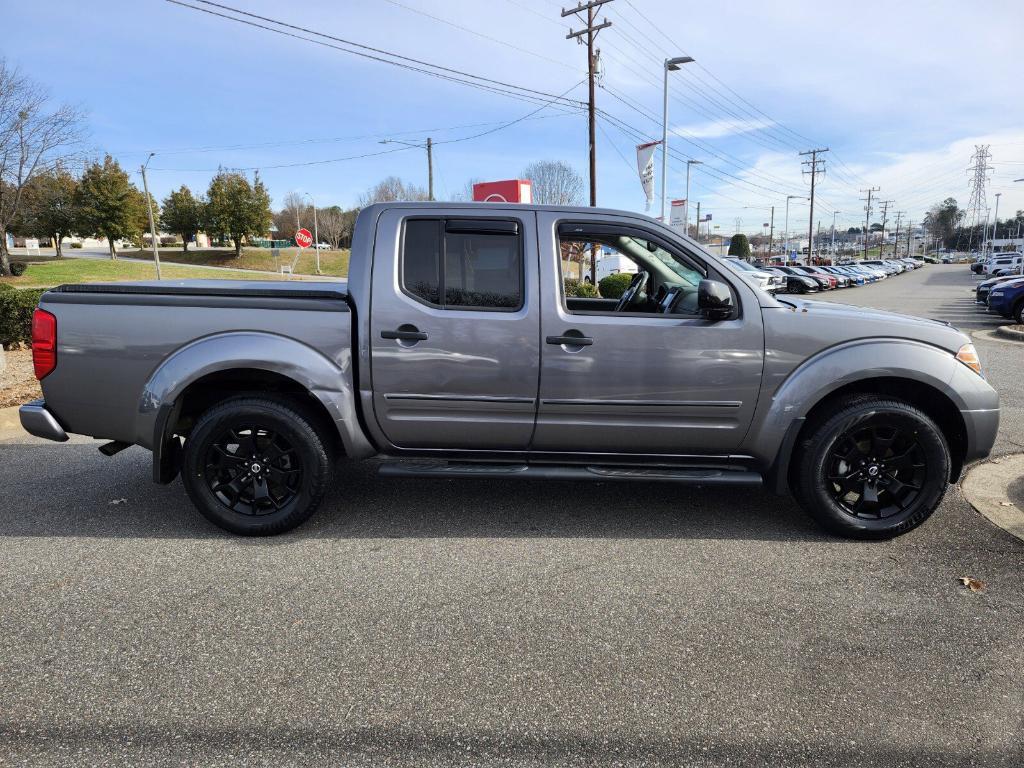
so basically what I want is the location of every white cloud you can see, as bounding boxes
[673,118,777,139]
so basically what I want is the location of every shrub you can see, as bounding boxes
[8,262,27,277]
[598,272,633,299]
[0,283,14,293]
[0,288,47,349]
[564,278,600,298]
[69,242,83,248]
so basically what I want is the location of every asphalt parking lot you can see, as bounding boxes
[1,265,1022,767]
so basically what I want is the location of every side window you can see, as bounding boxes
[558,226,707,317]
[401,218,523,311]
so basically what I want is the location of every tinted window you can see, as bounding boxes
[401,219,522,311]
[402,220,441,304]
[444,230,521,309]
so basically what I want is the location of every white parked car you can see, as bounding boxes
[314,242,332,250]
[987,253,1023,276]
[724,257,784,293]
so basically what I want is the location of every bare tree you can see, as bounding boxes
[0,59,85,275]
[358,176,429,207]
[316,205,351,250]
[521,160,584,206]
[274,190,311,242]
[451,177,483,202]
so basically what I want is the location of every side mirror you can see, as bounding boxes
[698,279,733,320]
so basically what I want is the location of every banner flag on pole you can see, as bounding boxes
[636,140,661,211]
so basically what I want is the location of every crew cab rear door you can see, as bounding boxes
[369,207,540,450]
[532,212,765,457]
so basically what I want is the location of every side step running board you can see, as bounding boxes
[378,461,762,487]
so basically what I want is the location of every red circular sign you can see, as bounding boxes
[295,228,313,249]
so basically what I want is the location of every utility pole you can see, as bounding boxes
[378,137,434,200]
[831,210,840,255]
[767,205,774,258]
[860,186,880,261]
[800,148,828,263]
[906,220,913,257]
[564,0,612,211]
[991,191,1002,253]
[684,159,701,234]
[878,200,893,258]
[892,211,904,259]
[140,153,161,280]
[695,201,701,242]
[564,0,611,284]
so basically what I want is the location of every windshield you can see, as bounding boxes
[724,257,758,273]
[625,237,701,285]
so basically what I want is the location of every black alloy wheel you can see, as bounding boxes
[792,396,951,538]
[825,418,926,519]
[204,425,302,516]
[182,397,333,535]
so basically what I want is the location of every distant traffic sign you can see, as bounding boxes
[295,228,313,249]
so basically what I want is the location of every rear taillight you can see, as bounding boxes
[31,308,57,380]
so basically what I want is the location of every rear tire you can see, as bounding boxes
[181,397,333,535]
[792,396,951,539]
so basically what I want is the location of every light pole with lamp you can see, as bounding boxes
[684,159,701,236]
[990,192,1001,255]
[380,138,434,201]
[660,56,695,222]
[831,210,840,256]
[303,192,321,275]
[784,195,806,261]
[139,152,161,280]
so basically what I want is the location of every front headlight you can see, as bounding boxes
[955,343,983,377]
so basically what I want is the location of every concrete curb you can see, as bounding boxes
[961,453,1024,543]
[994,324,1024,342]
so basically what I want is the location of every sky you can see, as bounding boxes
[4,0,1024,237]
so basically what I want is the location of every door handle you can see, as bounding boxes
[546,333,593,346]
[382,326,428,341]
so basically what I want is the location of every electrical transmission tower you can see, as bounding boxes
[800,148,828,261]
[965,145,992,253]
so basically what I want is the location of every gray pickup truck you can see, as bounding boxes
[21,202,999,538]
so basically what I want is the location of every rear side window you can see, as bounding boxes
[401,218,522,311]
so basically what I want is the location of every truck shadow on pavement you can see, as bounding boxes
[0,443,831,542]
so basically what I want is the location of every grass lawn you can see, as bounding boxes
[0,258,302,288]
[123,247,351,277]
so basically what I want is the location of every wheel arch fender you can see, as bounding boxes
[138,332,376,480]
[750,339,967,493]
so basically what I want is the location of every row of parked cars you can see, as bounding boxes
[969,252,1023,277]
[975,272,1024,324]
[724,256,926,295]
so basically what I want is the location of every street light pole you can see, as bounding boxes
[659,56,694,222]
[784,196,806,261]
[991,192,1001,254]
[684,159,701,236]
[831,210,839,256]
[139,152,161,280]
[304,192,321,275]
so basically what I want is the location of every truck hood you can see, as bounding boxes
[767,298,969,354]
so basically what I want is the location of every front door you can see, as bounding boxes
[370,207,540,451]
[532,212,765,458]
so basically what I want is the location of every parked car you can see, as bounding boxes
[776,265,831,290]
[987,253,1023,277]
[20,202,999,539]
[975,274,1020,306]
[792,265,841,289]
[314,242,332,250]
[821,266,862,286]
[723,257,785,293]
[765,267,818,294]
[986,278,1024,323]
[862,260,898,276]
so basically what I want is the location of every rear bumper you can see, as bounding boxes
[19,399,69,443]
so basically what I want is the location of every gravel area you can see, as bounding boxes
[0,348,40,408]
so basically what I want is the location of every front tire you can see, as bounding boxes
[181,397,333,535]
[792,397,951,539]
